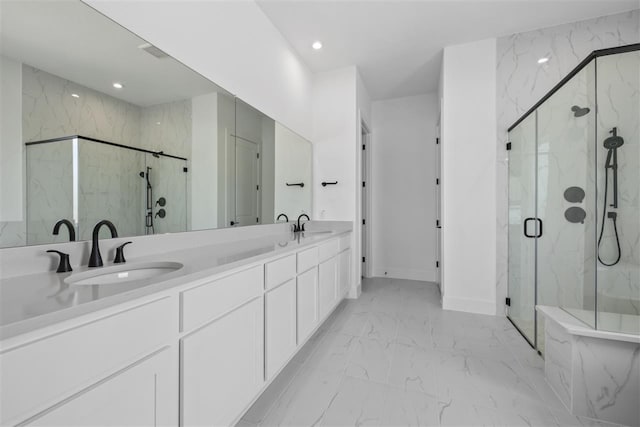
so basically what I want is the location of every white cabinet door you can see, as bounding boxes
[318,256,338,320]
[26,349,175,427]
[265,279,297,379]
[338,249,351,297]
[181,298,264,427]
[296,267,318,344]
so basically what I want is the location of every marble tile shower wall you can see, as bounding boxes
[139,101,191,234]
[0,65,193,247]
[496,10,640,316]
[594,51,640,318]
[22,65,141,146]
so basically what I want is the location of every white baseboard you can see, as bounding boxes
[348,280,362,299]
[371,267,435,282]
[442,295,496,315]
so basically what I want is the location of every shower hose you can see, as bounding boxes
[597,169,621,266]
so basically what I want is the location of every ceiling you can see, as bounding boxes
[256,0,639,100]
[0,1,227,107]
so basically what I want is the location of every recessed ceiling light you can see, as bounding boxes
[156,121,161,125]
[71,93,80,98]
[537,57,549,64]
[112,82,124,89]
[312,41,323,50]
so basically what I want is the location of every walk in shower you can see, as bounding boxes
[25,136,188,245]
[507,44,640,350]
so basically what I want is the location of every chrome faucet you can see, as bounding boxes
[53,219,76,241]
[294,214,310,233]
[88,220,118,267]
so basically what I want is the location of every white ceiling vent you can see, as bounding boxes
[138,43,169,59]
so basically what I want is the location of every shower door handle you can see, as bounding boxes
[524,218,543,238]
[524,218,535,238]
[535,218,543,238]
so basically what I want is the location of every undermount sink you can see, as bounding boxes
[302,230,332,235]
[65,261,184,286]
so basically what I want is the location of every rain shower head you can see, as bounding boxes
[571,105,591,117]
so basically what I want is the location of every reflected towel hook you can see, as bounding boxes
[286,182,305,188]
[321,181,338,187]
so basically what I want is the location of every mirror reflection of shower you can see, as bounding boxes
[571,105,591,117]
[142,167,154,235]
[598,127,624,266]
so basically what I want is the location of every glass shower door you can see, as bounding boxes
[507,113,537,345]
[536,62,596,350]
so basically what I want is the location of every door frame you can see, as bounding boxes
[360,118,372,279]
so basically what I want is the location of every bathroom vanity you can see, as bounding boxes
[0,226,352,426]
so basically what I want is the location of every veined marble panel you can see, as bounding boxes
[22,65,141,146]
[540,307,640,426]
[572,336,640,426]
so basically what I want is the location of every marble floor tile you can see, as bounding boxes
[257,368,344,427]
[323,309,370,336]
[238,278,610,427]
[396,313,433,349]
[242,359,304,424]
[363,311,399,341]
[381,387,441,426]
[345,336,395,383]
[387,343,439,397]
[437,399,503,427]
[320,377,388,426]
[304,332,358,375]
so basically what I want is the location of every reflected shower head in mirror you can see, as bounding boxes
[571,105,591,117]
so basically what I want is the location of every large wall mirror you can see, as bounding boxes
[0,0,312,248]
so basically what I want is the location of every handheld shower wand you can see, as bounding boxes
[598,127,624,266]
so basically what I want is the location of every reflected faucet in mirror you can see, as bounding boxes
[277,213,289,222]
[88,220,119,268]
[294,214,310,233]
[52,219,76,242]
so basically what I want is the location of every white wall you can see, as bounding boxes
[84,0,314,141]
[441,38,497,315]
[312,67,357,222]
[371,93,438,282]
[312,66,371,297]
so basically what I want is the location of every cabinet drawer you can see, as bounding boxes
[1,297,174,425]
[318,239,340,262]
[181,266,263,332]
[265,254,296,290]
[339,234,351,251]
[297,246,319,274]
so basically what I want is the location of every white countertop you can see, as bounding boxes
[536,305,640,344]
[0,229,350,340]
